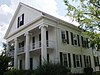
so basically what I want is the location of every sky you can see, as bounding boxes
[0,0,79,50]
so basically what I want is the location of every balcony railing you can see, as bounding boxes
[18,47,24,53]
[32,41,54,49]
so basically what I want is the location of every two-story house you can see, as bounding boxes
[4,2,100,73]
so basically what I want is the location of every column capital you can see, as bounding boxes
[24,32,32,36]
[39,24,48,29]
[14,38,18,41]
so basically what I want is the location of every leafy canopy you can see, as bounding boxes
[64,0,100,47]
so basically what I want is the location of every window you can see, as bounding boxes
[60,52,71,67]
[17,13,24,28]
[61,30,69,44]
[63,54,68,67]
[73,54,82,68]
[19,41,24,48]
[84,55,91,67]
[71,32,80,46]
[81,36,89,48]
[94,56,99,66]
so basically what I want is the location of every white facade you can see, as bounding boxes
[4,2,100,73]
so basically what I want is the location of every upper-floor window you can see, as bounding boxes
[17,13,24,28]
[61,30,69,44]
[81,36,89,48]
[19,41,24,48]
[70,32,80,46]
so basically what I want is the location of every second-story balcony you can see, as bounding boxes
[32,41,55,50]
[18,47,24,53]
[18,41,55,54]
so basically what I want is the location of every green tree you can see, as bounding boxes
[0,43,11,75]
[64,0,100,48]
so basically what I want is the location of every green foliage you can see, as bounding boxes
[4,62,70,75]
[34,62,70,75]
[64,0,100,47]
[4,69,34,75]
[0,54,11,75]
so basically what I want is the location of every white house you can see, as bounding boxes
[4,2,100,73]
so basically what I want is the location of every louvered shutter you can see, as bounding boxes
[81,36,84,47]
[66,31,69,44]
[84,55,86,67]
[68,53,71,67]
[89,56,91,67]
[22,13,24,25]
[60,52,63,65]
[80,55,82,67]
[73,54,76,68]
[47,54,49,63]
[71,32,74,45]
[77,35,80,46]
[94,56,96,66]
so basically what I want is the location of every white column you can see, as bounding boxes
[40,25,47,63]
[25,32,30,70]
[14,38,18,69]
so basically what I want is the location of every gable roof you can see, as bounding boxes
[4,2,44,39]
[4,2,80,39]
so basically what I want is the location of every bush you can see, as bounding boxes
[4,69,34,75]
[34,62,70,75]
[4,62,70,75]
[0,54,11,75]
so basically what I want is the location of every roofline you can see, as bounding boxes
[4,2,81,39]
[17,2,81,31]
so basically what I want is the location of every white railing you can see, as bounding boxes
[32,41,54,49]
[19,47,24,53]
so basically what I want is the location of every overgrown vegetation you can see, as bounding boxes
[0,43,11,75]
[64,0,100,48]
[4,62,70,75]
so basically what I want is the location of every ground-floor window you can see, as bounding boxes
[73,54,82,68]
[60,52,71,67]
[84,55,91,67]
[94,56,99,66]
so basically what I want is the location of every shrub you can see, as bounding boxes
[4,69,34,75]
[34,62,70,75]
